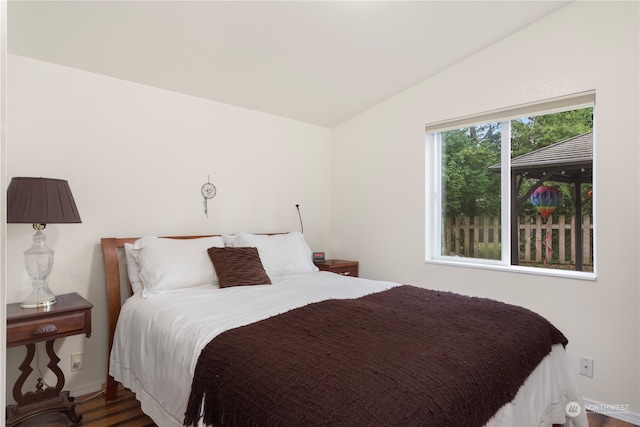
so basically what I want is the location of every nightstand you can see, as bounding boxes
[6,292,93,426]
[314,259,359,277]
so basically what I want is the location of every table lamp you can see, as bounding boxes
[7,177,82,308]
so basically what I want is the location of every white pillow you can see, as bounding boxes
[222,234,237,247]
[124,243,144,295]
[132,236,225,298]
[226,232,318,277]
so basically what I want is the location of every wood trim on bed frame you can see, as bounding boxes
[101,235,218,401]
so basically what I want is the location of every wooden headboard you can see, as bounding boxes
[101,235,218,401]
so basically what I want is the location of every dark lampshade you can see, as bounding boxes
[7,177,82,225]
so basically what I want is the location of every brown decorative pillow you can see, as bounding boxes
[207,246,272,288]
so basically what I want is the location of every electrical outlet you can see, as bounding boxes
[579,357,593,378]
[71,352,84,371]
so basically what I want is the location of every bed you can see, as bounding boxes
[102,232,588,427]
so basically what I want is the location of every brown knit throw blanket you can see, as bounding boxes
[184,285,567,427]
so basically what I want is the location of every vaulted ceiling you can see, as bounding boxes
[8,1,571,127]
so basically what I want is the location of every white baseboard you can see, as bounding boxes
[69,381,105,400]
[584,399,640,426]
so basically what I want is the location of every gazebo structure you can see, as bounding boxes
[489,132,593,270]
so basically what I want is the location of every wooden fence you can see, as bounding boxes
[443,214,593,268]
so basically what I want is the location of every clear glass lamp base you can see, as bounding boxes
[22,229,57,308]
[21,283,58,308]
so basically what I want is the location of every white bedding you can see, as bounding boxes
[110,272,588,427]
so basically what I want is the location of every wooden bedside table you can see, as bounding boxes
[6,292,93,426]
[314,259,359,277]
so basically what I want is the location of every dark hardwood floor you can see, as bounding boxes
[17,387,154,427]
[15,386,638,427]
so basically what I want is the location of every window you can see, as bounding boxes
[426,92,595,277]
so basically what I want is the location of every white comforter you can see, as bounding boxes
[110,272,587,427]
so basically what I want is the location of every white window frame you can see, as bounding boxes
[425,92,596,280]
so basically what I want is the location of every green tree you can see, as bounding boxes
[511,108,593,158]
[442,124,501,219]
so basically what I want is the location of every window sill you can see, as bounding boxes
[425,258,596,281]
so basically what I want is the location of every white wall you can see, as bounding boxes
[5,54,332,399]
[331,0,639,419]
[0,0,7,412]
